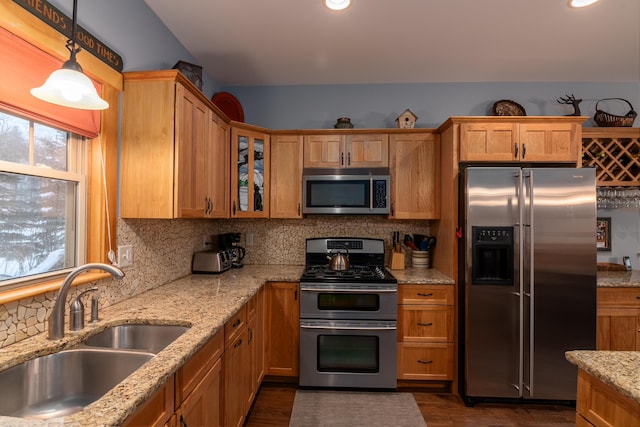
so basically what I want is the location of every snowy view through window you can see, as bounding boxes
[0,111,79,283]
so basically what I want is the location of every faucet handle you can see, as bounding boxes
[90,294,100,323]
[70,287,98,332]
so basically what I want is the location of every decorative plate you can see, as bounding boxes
[492,99,526,116]
[212,92,245,122]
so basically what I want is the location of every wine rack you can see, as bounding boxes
[582,127,640,186]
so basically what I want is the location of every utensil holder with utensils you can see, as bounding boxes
[410,249,431,269]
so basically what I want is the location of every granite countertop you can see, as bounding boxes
[0,264,304,427]
[389,267,455,285]
[0,264,454,426]
[597,270,640,288]
[566,351,640,403]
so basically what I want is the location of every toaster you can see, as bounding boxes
[192,249,233,274]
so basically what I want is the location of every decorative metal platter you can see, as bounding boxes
[492,99,526,116]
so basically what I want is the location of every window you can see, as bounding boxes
[0,109,86,286]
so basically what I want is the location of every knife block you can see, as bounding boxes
[390,252,405,270]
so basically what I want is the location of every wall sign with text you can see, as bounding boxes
[13,0,123,72]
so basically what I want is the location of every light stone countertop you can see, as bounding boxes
[565,350,640,403]
[0,264,454,426]
[389,267,455,285]
[0,264,304,427]
[597,270,640,287]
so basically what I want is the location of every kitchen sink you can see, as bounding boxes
[81,323,190,353]
[0,348,153,420]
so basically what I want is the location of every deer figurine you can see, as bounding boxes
[557,94,582,116]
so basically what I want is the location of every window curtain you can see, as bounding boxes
[0,26,101,138]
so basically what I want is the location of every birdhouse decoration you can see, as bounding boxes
[395,109,418,128]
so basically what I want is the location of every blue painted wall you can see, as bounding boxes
[220,81,640,129]
[47,0,220,94]
[46,1,639,130]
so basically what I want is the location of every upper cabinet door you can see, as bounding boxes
[459,122,517,162]
[303,134,343,168]
[176,85,210,218]
[303,133,389,168]
[518,122,579,162]
[389,133,440,219]
[271,134,303,218]
[206,115,230,218]
[231,126,270,218]
[458,118,583,163]
[345,134,389,168]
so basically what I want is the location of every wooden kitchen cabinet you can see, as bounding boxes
[122,376,175,427]
[303,133,389,168]
[397,284,454,381]
[120,70,230,219]
[224,327,251,427]
[231,125,270,218]
[389,132,440,219]
[271,134,303,218]
[576,369,640,427]
[124,330,224,427]
[456,117,584,163]
[176,357,223,427]
[175,330,224,427]
[597,287,640,351]
[265,282,299,377]
[247,288,265,407]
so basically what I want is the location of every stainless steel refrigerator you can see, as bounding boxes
[461,167,596,403]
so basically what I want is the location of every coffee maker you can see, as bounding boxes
[218,232,246,268]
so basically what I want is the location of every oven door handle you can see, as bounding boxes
[300,324,397,331]
[300,287,397,293]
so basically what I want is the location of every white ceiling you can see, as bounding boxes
[144,0,640,87]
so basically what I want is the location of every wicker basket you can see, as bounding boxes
[594,98,637,127]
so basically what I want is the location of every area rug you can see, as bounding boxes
[289,390,427,427]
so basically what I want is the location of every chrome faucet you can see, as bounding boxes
[48,263,125,340]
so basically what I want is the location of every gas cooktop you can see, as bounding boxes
[301,237,397,284]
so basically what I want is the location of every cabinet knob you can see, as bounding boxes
[347,152,351,166]
[417,322,433,327]
[341,152,344,166]
[522,143,527,159]
[298,203,301,216]
[233,201,236,215]
[417,359,433,364]
[514,143,519,158]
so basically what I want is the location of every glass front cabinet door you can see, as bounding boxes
[231,126,270,217]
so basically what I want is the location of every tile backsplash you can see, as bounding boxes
[0,216,429,348]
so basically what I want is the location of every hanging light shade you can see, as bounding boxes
[31,0,108,110]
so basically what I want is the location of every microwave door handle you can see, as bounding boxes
[370,176,374,211]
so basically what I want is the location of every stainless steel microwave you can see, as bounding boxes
[302,168,390,214]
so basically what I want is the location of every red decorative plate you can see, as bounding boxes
[212,91,244,122]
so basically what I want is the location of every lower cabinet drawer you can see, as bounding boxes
[397,343,454,380]
[399,305,453,343]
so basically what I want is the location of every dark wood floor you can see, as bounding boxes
[244,383,577,427]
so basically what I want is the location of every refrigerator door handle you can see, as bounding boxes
[524,170,535,397]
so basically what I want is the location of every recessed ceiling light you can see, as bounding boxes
[568,0,600,8]
[324,0,351,11]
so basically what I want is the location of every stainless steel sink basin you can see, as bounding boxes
[82,323,190,353]
[0,348,153,420]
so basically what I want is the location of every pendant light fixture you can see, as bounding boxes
[31,0,108,110]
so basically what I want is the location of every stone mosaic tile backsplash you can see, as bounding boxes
[0,216,429,348]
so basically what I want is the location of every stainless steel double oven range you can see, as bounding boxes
[299,238,398,390]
